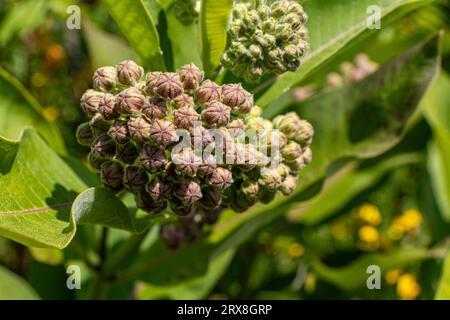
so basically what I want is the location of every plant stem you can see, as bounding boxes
[89,227,109,300]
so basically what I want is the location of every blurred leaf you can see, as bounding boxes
[0,68,66,154]
[0,0,48,46]
[164,5,202,69]
[311,248,430,292]
[258,0,434,109]
[29,247,64,266]
[422,73,450,221]
[291,153,422,225]
[0,129,86,249]
[200,0,234,77]
[102,0,165,71]
[0,265,40,300]
[82,19,140,69]
[436,251,450,299]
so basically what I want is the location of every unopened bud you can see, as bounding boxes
[128,116,151,142]
[177,64,204,89]
[173,93,195,109]
[98,94,119,120]
[150,119,178,146]
[115,142,138,164]
[208,167,233,190]
[155,72,184,99]
[202,101,231,127]
[91,135,116,159]
[123,165,148,192]
[175,180,203,206]
[146,178,172,201]
[136,190,167,214]
[76,122,94,146]
[100,161,124,191]
[258,167,282,190]
[294,120,314,146]
[81,90,104,115]
[117,87,145,114]
[142,97,168,120]
[195,80,222,104]
[93,67,117,92]
[281,141,302,161]
[174,106,200,129]
[116,60,143,86]
[140,145,167,172]
[145,72,161,95]
[222,84,247,109]
[108,120,129,144]
[279,175,298,195]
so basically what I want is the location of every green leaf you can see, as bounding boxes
[0,265,40,300]
[422,73,450,221]
[311,248,430,292]
[436,251,450,299]
[164,5,203,69]
[102,0,165,71]
[0,68,66,154]
[200,0,234,77]
[82,19,140,69]
[291,153,422,225]
[0,129,85,249]
[257,0,434,108]
[72,187,167,233]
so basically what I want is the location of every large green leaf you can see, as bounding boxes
[422,73,450,221]
[200,0,234,77]
[102,0,165,71]
[0,130,163,249]
[82,19,140,69]
[311,248,431,292]
[164,5,203,69]
[257,0,434,109]
[0,68,65,154]
[0,265,40,300]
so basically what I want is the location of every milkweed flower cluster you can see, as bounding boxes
[76,60,313,246]
[221,0,309,82]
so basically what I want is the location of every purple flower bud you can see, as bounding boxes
[91,135,116,159]
[222,83,247,108]
[236,144,259,171]
[81,90,104,115]
[169,198,195,217]
[92,67,117,92]
[89,114,111,136]
[238,91,254,114]
[146,178,172,201]
[149,119,178,146]
[145,72,161,95]
[117,87,145,114]
[98,94,119,120]
[192,125,213,148]
[202,101,231,127]
[115,142,138,164]
[227,119,245,137]
[116,60,143,85]
[142,97,168,120]
[88,151,107,170]
[198,188,222,210]
[207,167,233,190]
[123,165,148,192]
[100,161,124,191]
[172,93,195,109]
[76,122,94,146]
[294,120,314,146]
[301,147,312,165]
[108,120,129,144]
[155,72,184,99]
[174,106,200,129]
[195,80,221,104]
[140,145,167,171]
[135,190,167,214]
[173,149,201,177]
[175,180,203,206]
[177,63,204,89]
[128,116,151,142]
[197,154,217,176]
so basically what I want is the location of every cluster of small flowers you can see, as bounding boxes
[76,60,313,248]
[173,0,199,25]
[221,0,309,82]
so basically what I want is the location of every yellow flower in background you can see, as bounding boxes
[397,274,421,300]
[385,269,401,285]
[400,209,422,231]
[357,203,382,226]
[358,225,379,243]
[42,106,60,122]
[288,243,305,258]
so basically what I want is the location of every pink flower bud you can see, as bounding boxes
[207,167,233,190]
[174,106,200,129]
[81,89,104,115]
[150,119,178,146]
[108,120,129,144]
[128,116,151,142]
[202,101,231,127]
[93,66,117,91]
[195,80,221,104]
[98,93,119,120]
[155,72,184,99]
[175,180,203,205]
[140,145,167,171]
[142,97,168,120]
[117,87,145,114]
[116,60,143,85]
[177,64,204,89]
[222,83,247,108]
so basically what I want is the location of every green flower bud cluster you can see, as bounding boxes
[76,61,314,249]
[221,0,309,82]
[173,0,199,25]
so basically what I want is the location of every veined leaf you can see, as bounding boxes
[0,130,161,249]
[0,265,40,300]
[257,0,434,108]
[200,0,234,77]
[102,0,165,71]
[0,68,66,154]
[311,248,431,292]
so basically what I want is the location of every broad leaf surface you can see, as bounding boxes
[0,265,40,300]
